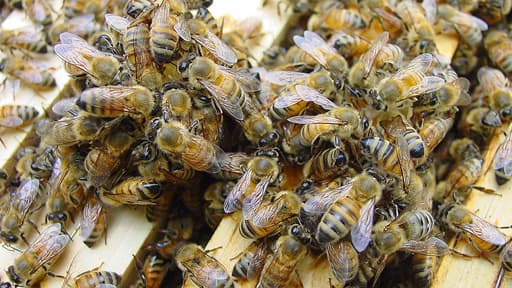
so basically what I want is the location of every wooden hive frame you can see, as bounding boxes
[0,0,509,288]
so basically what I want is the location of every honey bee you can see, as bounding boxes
[242,113,279,147]
[308,2,366,32]
[123,0,151,18]
[300,173,382,250]
[438,203,507,254]
[155,120,225,173]
[375,53,445,108]
[224,149,280,216]
[364,0,403,39]
[0,57,56,91]
[287,105,362,149]
[293,30,348,77]
[55,32,120,86]
[62,0,110,19]
[7,223,70,286]
[98,177,161,207]
[77,85,157,119]
[411,246,440,288]
[329,31,369,60]
[348,32,404,89]
[232,239,269,280]
[484,30,512,75]
[395,0,437,54]
[451,42,479,76]
[419,112,455,156]
[0,28,47,53]
[215,152,251,180]
[22,0,53,25]
[269,72,338,121]
[48,14,101,45]
[260,46,287,68]
[134,253,169,288]
[365,222,456,286]
[475,0,512,24]
[38,115,107,147]
[0,178,41,244]
[302,146,348,182]
[65,268,122,288]
[84,146,124,189]
[257,234,306,288]
[46,156,86,226]
[176,15,238,66]
[190,92,223,144]
[239,191,301,239]
[325,240,359,284]
[494,125,512,185]
[184,56,260,121]
[437,4,488,46]
[360,135,414,184]
[477,67,512,123]
[416,75,471,116]
[459,106,502,140]
[80,196,107,247]
[0,105,39,128]
[204,181,233,228]
[130,0,186,65]
[221,17,263,68]
[174,243,235,288]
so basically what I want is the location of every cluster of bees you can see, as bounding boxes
[1,0,512,287]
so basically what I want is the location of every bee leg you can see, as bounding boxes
[133,254,147,286]
[20,232,30,246]
[26,218,40,234]
[0,137,6,149]
[471,185,502,196]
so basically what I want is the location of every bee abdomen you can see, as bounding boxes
[316,198,360,243]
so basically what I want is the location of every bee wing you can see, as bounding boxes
[199,79,244,121]
[273,91,303,109]
[397,133,412,189]
[326,241,359,283]
[400,237,451,256]
[224,169,252,213]
[183,135,223,173]
[59,32,89,45]
[51,97,79,116]
[11,66,45,85]
[174,18,191,41]
[494,129,512,173]
[422,0,437,23]
[460,214,507,246]
[101,191,156,205]
[247,241,268,279]
[219,153,249,175]
[361,31,388,75]
[13,178,39,218]
[408,76,446,96]
[242,176,271,220]
[79,86,144,115]
[295,85,339,110]
[449,11,488,30]
[256,69,309,86]
[105,14,128,34]
[477,67,508,94]
[249,197,285,227]
[394,53,433,80]
[217,65,261,92]
[0,116,23,127]
[452,77,472,106]
[29,224,70,271]
[304,30,336,54]
[288,115,347,125]
[80,199,103,239]
[192,31,237,66]
[351,198,376,252]
[293,33,328,67]
[54,43,101,76]
[302,180,353,215]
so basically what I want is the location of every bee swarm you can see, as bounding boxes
[0,0,511,288]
